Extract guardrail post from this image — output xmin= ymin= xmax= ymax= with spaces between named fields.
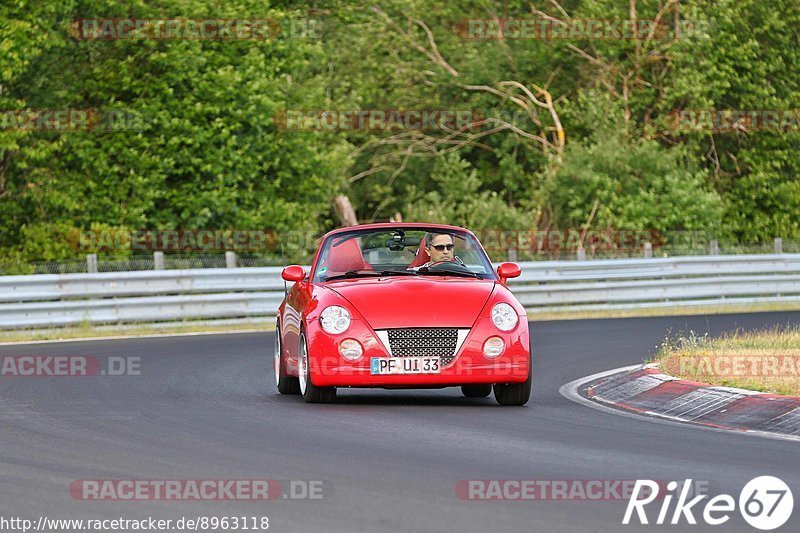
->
xmin=775 ymin=238 xmax=783 ymax=254
xmin=86 ymin=254 xmax=98 ymax=273
xmin=576 ymin=247 xmax=586 ymax=261
xmin=643 ymin=242 xmax=653 ymax=258
xmin=225 ymin=251 xmax=237 ymax=268
xmin=153 ymin=251 xmax=164 ymax=270
xmin=710 ymin=240 xmax=719 ymax=255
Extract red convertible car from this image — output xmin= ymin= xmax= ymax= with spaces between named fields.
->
xmin=274 ymin=223 xmax=531 ymax=405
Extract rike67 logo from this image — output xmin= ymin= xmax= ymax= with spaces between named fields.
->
xmin=623 ymin=477 xmax=793 ymax=530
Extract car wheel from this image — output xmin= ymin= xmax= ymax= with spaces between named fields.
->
xmin=298 ymin=332 xmax=336 ymax=403
xmin=275 ymin=328 xmax=300 ymax=394
xmin=493 ymin=362 xmax=532 ymax=406
xmin=461 ymin=384 xmax=492 ymax=398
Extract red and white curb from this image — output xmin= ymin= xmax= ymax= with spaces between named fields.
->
xmin=560 ymin=364 xmax=800 ymax=442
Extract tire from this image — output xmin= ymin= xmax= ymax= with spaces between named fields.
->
xmin=493 ymin=360 xmax=532 ymax=406
xmin=461 ymin=384 xmax=493 ymax=398
xmin=298 ymin=332 xmax=336 ymax=403
xmin=275 ymin=327 xmax=300 ymax=394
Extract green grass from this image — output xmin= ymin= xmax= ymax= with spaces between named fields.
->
xmin=653 ymin=326 xmax=800 ymax=396
xmin=0 ymin=320 xmax=274 ymax=344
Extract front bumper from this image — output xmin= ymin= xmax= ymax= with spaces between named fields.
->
xmin=305 ymin=320 xmax=530 ymax=388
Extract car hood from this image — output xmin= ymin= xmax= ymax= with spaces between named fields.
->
xmin=324 ymin=276 xmax=496 ymax=329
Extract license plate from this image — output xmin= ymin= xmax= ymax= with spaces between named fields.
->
xmin=370 ymin=357 xmax=441 ymax=375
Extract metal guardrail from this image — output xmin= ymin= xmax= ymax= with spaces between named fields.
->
xmin=0 ymin=269 xmax=285 ymax=303
xmin=1 ymin=254 xmax=799 ymax=329
xmin=12 ymin=238 xmax=800 ymax=276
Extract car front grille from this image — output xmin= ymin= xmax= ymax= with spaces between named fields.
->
xmin=386 ymin=328 xmax=460 ymax=365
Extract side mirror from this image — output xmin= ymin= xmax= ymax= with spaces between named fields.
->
xmin=497 ymin=262 xmax=521 ymax=285
xmin=281 ymin=265 xmax=306 ymax=282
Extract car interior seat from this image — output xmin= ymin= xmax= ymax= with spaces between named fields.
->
xmin=407 ymin=237 xmax=430 ymax=268
xmin=324 ymin=238 xmax=373 ymax=273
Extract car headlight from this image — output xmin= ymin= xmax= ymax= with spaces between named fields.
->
xmin=338 ymin=339 xmax=363 ymax=361
xmin=491 ymin=302 xmax=518 ymax=331
xmin=320 ymin=305 xmax=351 ymax=334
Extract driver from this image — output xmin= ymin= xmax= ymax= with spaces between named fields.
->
xmin=421 ymin=232 xmax=456 ymax=266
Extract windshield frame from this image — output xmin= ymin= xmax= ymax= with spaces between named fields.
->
xmin=311 ymin=225 xmax=497 ymax=283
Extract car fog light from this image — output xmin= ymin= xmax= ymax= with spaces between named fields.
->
xmin=483 ymin=337 xmax=505 ymax=359
xmin=339 ymin=339 xmax=363 ymax=361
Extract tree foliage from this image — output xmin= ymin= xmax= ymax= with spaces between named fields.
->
xmin=0 ymin=0 xmax=797 ymax=269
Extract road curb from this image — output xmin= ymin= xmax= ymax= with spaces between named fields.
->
xmin=586 ymin=364 xmax=800 ymax=439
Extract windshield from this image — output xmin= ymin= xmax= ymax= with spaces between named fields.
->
xmin=313 ymin=228 xmax=496 ymax=282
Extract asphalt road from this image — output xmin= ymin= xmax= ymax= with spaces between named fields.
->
xmin=1 ymin=312 xmax=799 ymax=533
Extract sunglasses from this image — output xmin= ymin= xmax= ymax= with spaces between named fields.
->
xmin=430 ymin=244 xmax=455 ymax=251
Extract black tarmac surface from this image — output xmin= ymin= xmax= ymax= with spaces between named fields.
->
xmin=2 ymin=311 xmax=799 ymax=532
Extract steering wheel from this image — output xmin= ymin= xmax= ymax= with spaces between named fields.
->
xmin=426 ymin=257 xmax=470 ymax=271
xmin=429 ymin=256 xmax=465 ymax=266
